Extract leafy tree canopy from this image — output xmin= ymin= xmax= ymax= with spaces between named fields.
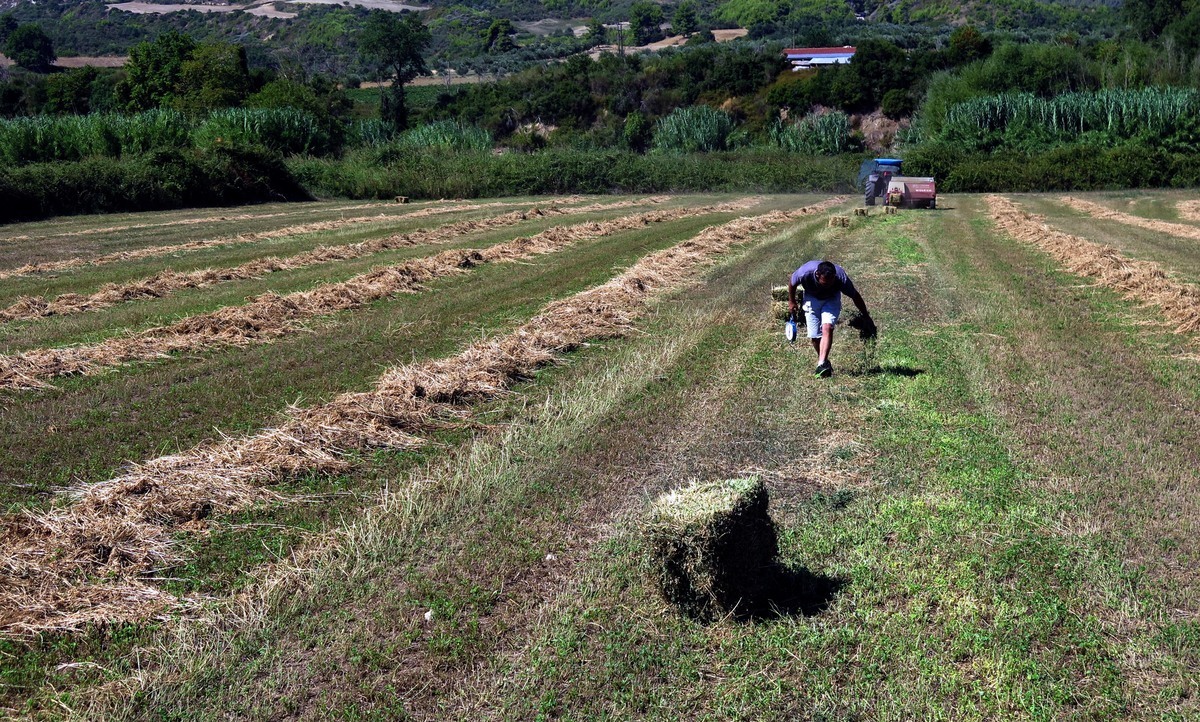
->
xmin=629 ymin=0 xmax=665 ymax=45
xmin=359 ymin=10 xmax=431 ymax=131
xmin=4 ymin=23 xmax=56 ymax=72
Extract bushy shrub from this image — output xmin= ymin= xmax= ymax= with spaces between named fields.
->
xmin=0 ymin=146 xmax=306 ymax=223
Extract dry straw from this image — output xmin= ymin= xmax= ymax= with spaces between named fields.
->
xmin=0 ymin=196 xmax=843 ymax=635
xmin=1177 ymin=200 xmax=1200 ymax=223
xmin=0 ymin=200 xmax=418 ymax=246
xmin=644 ymin=477 xmax=778 ymax=620
xmin=1059 ymin=196 xmax=1200 ymax=241
xmin=0 ymin=196 xmax=599 ymax=280
xmin=0 ymin=197 xmax=667 ymax=324
xmin=0 ymin=198 xmax=713 ymax=391
xmin=988 ymin=195 xmax=1200 ymax=335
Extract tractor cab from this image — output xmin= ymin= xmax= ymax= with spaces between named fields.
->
xmin=858 ymin=158 xmax=903 ymax=206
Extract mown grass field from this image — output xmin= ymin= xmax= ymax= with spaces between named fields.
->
xmin=1 ymin=192 xmax=1199 ymax=720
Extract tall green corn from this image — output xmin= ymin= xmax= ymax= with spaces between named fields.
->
xmin=770 ymin=112 xmax=853 ymax=155
xmin=652 ymin=106 xmax=735 ymax=153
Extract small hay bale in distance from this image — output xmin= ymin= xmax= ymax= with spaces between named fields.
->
xmin=853 ymin=208 xmax=869 ymax=216
xmin=645 ymin=477 xmax=778 ymax=620
xmin=828 ymin=216 xmax=850 ymax=228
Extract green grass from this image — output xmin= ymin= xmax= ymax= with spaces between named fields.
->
xmin=5 ymin=193 xmax=1200 ymax=720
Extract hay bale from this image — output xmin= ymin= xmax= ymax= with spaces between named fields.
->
xmin=883 ymin=206 xmax=898 ymax=215
xmin=828 ymin=216 xmax=850 ymax=228
xmin=395 ymin=196 xmax=409 ymax=204
xmin=770 ymin=300 xmax=791 ymax=321
xmin=645 ymin=477 xmax=778 ymax=620
xmin=770 ymin=285 xmax=789 ymax=302
xmin=853 ymin=208 xmax=869 ymax=216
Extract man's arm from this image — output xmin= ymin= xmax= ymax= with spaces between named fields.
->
xmin=845 ymin=288 xmax=869 ymax=317
xmin=787 ymin=281 xmax=798 ymax=314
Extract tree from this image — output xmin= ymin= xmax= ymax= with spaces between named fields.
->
xmin=174 ymin=42 xmax=251 ymax=112
xmin=0 ymin=14 xmax=18 ymax=47
xmin=629 ymin=1 xmax=665 ymax=46
xmin=4 ymin=24 xmax=55 ymax=73
xmin=359 ymin=10 xmax=431 ymax=132
xmin=119 ymin=30 xmax=196 ymax=111
xmin=483 ymin=18 xmax=517 ymax=54
xmin=1123 ymin=0 xmax=1185 ymax=38
xmin=946 ymin=25 xmax=992 ymax=66
xmin=44 ymin=66 xmax=98 ymax=114
xmin=585 ymin=18 xmax=606 ymax=44
xmin=672 ymin=0 xmax=700 ymax=36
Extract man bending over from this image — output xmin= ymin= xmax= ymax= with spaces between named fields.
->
xmin=788 ymin=260 xmax=873 ymax=378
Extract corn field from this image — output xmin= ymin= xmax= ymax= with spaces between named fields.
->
xmin=652 ymin=106 xmax=735 ymax=153
xmin=195 ymin=108 xmax=334 ymax=156
xmin=770 ymin=112 xmax=853 ymax=155
xmin=0 ymin=108 xmax=335 ymax=165
xmin=0 ymin=110 xmax=191 ymax=165
xmin=394 ymin=120 xmax=493 ymax=152
xmin=943 ymin=87 xmax=1200 ymax=139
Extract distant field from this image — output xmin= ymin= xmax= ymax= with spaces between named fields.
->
xmin=2 ymin=192 xmax=1199 ymax=719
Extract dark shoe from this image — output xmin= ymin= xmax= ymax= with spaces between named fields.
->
xmin=815 ymin=360 xmax=833 ymax=378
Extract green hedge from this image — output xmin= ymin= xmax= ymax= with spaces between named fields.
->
xmin=288 ymin=149 xmax=860 ymax=199
xmin=904 ymin=144 xmax=1200 ymax=192
xmin=0 ymin=146 xmax=308 ymax=223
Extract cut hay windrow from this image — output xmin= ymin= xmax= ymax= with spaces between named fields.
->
xmin=0 ymin=198 xmax=745 ymax=391
xmin=988 ymin=195 xmax=1200 ymax=336
xmin=1059 ymin=196 xmax=1200 ymax=241
xmin=0 ymin=197 xmax=668 ymax=324
xmin=0 ymin=195 xmax=842 ymax=635
xmin=0 ymin=197 xmax=584 ymax=246
xmin=0 ymin=196 xmax=608 ymax=280
xmin=1177 ymin=200 xmax=1200 ymax=223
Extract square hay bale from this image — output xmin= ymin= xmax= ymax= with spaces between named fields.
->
xmin=828 ymin=216 xmax=850 ymax=228
xmin=771 ymin=285 xmax=789 ymax=302
xmin=645 ymin=477 xmax=778 ymax=620
xmin=883 ymin=206 xmax=898 ymax=215
xmin=771 ymin=301 xmax=790 ymax=321
xmin=853 ymin=208 xmax=869 ymax=216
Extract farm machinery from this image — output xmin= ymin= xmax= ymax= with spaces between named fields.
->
xmin=858 ymin=158 xmax=937 ymax=209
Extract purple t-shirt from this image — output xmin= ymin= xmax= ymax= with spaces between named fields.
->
xmin=790 ymin=261 xmax=858 ymax=300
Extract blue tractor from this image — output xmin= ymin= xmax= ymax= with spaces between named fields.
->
xmin=858 ymin=158 xmax=903 ymax=206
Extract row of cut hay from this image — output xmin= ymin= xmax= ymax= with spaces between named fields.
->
xmin=0 ymin=199 xmax=752 ymax=391
xmin=0 ymin=199 xmax=441 ymax=245
xmin=0 ymin=197 xmax=667 ymax=324
xmin=1176 ymin=200 xmax=1200 ymax=223
xmin=0 ymin=195 xmax=605 ymax=280
xmin=1058 ymin=196 xmax=1200 ymax=242
xmin=0 ymin=196 xmax=844 ymax=635
xmin=987 ymin=196 xmax=1200 ymax=335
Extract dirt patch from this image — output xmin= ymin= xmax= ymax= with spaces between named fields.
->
xmin=0 ymin=197 xmax=841 ymax=635
xmin=0 ymin=196 xmax=663 ymax=324
xmin=0 ymin=198 xmax=750 ymax=390
xmin=988 ymin=195 xmax=1200 ymax=336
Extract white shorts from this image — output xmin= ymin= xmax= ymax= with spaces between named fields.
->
xmin=803 ymin=295 xmax=842 ymax=338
